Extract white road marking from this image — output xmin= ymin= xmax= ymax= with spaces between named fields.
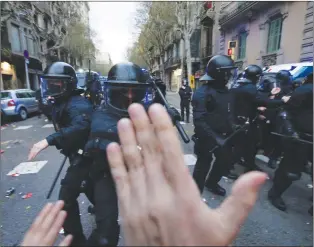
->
xmin=7 ymin=161 xmax=48 ymax=175
xmin=1 ymin=127 xmax=7 ymax=130
xmin=184 ymin=154 xmax=197 ymax=166
xmin=42 ymin=124 xmax=54 ymax=128
xmin=14 ymin=125 xmax=33 ymax=130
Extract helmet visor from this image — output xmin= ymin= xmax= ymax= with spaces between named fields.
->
xmin=106 ymin=82 xmax=155 ymax=114
xmin=40 ymin=77 xmax=68 ymax=98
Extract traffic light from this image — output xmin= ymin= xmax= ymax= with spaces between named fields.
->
xmin=227 ymin=41 xmax=236 ymax=60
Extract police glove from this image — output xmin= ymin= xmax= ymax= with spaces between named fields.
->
xmin=232 ymin=124 xmax=242 ymax=132
xmin=167 ymin=106 xmax=181 ymax=124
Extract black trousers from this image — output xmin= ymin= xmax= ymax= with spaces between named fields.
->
xmin=272 ymin=140 xmax=308 ymax=196
xmin=59 ymin=156 xmax=94 ymax=246
xmin=180 ymin=101 xmax=190 ymax=122
xmin=59 ymin=156 xmax=120 ymax=246
xmin=193 ymin=141 xmax=233 ymax=194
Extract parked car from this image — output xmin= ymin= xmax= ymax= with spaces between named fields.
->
xmin=263 ymin=62 xmax=313 ymax=80
xmin=1 ymin=89 xmax=39 ymax=120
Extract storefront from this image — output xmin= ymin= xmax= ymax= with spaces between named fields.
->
xmin=1 ymin=61 xmax=18 ymax=90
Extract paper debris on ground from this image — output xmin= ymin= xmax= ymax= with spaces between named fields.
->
xmin=14 ymin=125 xmax=32 ymax=130
xmin=42 ymin=124 xmax=54 ymax=128
xmin=22 ymin=193 xmax=32 ymax=199
xmin=307 ymin=184 xmax=313 ymax=189
xmin=7 ymin=161 xmax=48 ymax=175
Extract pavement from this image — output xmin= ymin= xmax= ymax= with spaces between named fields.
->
xmin=0 ymin=92 xmax=313 ymax=246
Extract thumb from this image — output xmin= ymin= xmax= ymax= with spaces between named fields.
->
xmin=216 ymin=171 xmax=267 ymax=237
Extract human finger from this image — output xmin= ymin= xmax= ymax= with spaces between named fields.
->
xmin=41 ymin=201 xmax=65 ymax=233
xmin=28 ymin=203 xmax=53 ymax=231
xmin=216 ymin=172 xmax=267 ymax=240
xmin=128 ymin=104 xmax=165 ymax=184
xmin=117 ymin=118 xmax=143 ymax=170
xmin=59 ymin=235 xmax=73 ymax=246
xmin=44 ymin=210 xmax=67 ymax=245
xmin=107 ymin=142 xmax=130 ymax=212
xmin=148 ymin=104 xmax=188 ymax=188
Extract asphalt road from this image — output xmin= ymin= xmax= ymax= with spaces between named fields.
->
xmin=1 ymin=93 xmax=313 ymax=246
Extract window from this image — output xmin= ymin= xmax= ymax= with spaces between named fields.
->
xmin=267 ymin=17 xmax=282 ymax=53
xmin=16 ymin=92 xmax=28 ymax=98
xmin=176 ymin=43 xmax=180 ymax=58
xmin=238 ymin=32 xmax=247 ymax=59
xmin=11 ymin=25 xmax=21 ymax=52
xmin=27 ymin=37 xmax=34 ymax=55
xmin=0 ymin=92 xmax=12 ymax=99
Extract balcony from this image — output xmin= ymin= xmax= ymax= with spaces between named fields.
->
xmin=219 ymin=1 xmax=272 ymax=28
xmin=164 ymin=56 xmax=181 ymax=70
xmin=200 ymin=46 xmax=213 ymax=59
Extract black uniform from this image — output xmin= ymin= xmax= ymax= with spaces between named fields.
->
xmin=41 ymin=62 xmax=94 ymax=246
xmin=48 ymin=94 xmax=94 ymax=246
xmin=179 ymin=81 xmax=192 ymax=122
xmin=268 ymin=73 xmax=313 ymax=211
xmin=154 ymin=78 xmax=167 ymax=105
xmin=192 ymin=55 xmax=237 ymax=196
xmin=84 ymin=108 xmax=120 ymax=246
xmin=230 ymin=65 xmax=283 ymax=171
xmin=264 ymin=71 xmax=293 ymax=168
xmin=35 ymin=89 xmax=43 ymax=118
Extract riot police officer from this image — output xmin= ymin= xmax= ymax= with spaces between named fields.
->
xmin=86 ymin=71 xmax=102 ymax=107
xmin=84 ymin=62 xmax=181 ymax=246
xmin=192 ymin=55 xmax=237 ymax=196
xmin=28 ymin=62 xmax=94 ymax=246
xmin=154 ymin=77 xmax=167 ymax=104
xmin=179 ymin=79 xmax=192 ymax=123
xmin=265 ymin=70 xmax=293 ymax=168
xmin=268 ymin=72 xmax=313 ymax=211
xmin=230 ymin=65 xmax=285 ymax=172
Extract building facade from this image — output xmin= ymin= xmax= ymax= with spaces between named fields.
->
xmin=1 ymin=1 xmax=92 ymax=90
xmin=218 ymin=1 xmax=313 ymax=71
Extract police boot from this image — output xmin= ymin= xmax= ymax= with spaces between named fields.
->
xmin=268 ymin=179 xmax=292 ymax=211
xmin=227 ymin=171 xmax=238 ymax=180
xmin=205 ymin=183 xmax=226 ymax=196
xmin=268 ymin=158 xmax=277 ymax=169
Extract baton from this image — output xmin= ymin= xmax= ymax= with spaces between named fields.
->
xmin=151 ymin=81 xmax=190 ymax=143
xmin=209 ymin=121 xmax=250 ymax=153
xmin=46 ymin=156 xmax=67 ymax=199
xmin=271 ymin=132 xmax=313 ymax=145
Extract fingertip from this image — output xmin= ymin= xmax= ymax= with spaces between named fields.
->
xmin=106 ymin=142 xmax=121 ymax=154
xmin=232 ymin=171 xmax=267 ymax=195
xmin=148 ymin=103 xmax=166 ymax=116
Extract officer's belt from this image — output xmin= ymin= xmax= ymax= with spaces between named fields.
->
xmin=89 ymin=131 xmax=119 ymax=142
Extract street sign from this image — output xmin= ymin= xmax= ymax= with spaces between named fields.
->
xmin=189 ymin=75 xmax=195 ymax=89
xmin=23 ymin=50 xmax=29 ymax=59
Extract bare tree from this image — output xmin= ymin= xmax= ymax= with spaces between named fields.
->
xmin=175 ymin=2 xmax=203 ymax=83
xmin=133 ymin=2 xmax=176 ymax=80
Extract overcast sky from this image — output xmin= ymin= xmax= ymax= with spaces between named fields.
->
xmin=89 ymin=2 xmax=138 ymax=64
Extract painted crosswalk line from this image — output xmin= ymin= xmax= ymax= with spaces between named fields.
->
xmin=14 ymin=125 xmax=33 ymax=130
xmin=7 ymin=161 xmax=48 ymax=175
xmin=184 ymin=154 xmax=197 ymax=166
xmin=42 ymin=124 xmax=54 ymax=128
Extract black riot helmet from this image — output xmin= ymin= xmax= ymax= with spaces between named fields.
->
xmin=276 ymin=70 xmax=292 ymax=87
xmin=243 ymin=65 xmax=263 ymax=84
xmin=200 ymin=55 xmax=236 ymax=86
xmin=41 ymin=62 xmax=78 ymax=101
xmin=106 ymin=62 xmax=155 ymax=116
